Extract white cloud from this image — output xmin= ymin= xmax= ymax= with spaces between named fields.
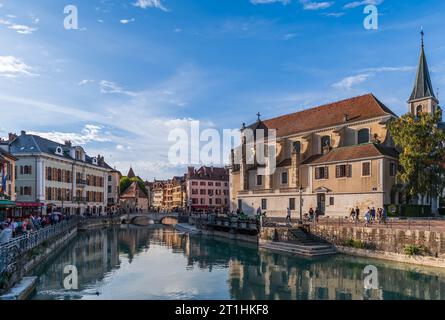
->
xmin=133 ymin=0 xmax=168 ymax=12
xmin=282 ymin=33 xmax=297 ymax=40
xmin=78 ymin=79 xmax=95 ymax=86
xmin=299 ymin=0 xmax=334 ymax=10
xmin=0 ymin=56 xmax=37 ymax=77
xmin=344 ymin=0 xmax=383 ymax=9
xmin=324 ymin=12 xmax=345 ymax=17
xmin=332 ymin=73 xmax=371 ymax=90
xmin=8 ymin=24 xmax=37 ymax=34
xmin=332 ymin=65 xmax=415 ymax=89
xmin=28 ymin=125 xmax=110 ymax=146
xmin=120 ymin=18 xmax=135 ymax=24
xmin=99 ymin=80 xmax=138 ymax=96
xmin=250 ymin=0 xmax=290 ymax=4
xmin=0 ymin=15 xmax=38 ymax=34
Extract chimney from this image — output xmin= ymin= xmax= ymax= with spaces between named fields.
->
xmin=65 ymin=140 xmax=72 ymax=147
xmin=8 ymin=133 xmax=18 ymax=142
xmin=21 ymin=130 xmax=26 ymax=136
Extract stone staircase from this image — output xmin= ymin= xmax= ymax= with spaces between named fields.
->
xmin=260 ymin=227 xmax=337 ymax=257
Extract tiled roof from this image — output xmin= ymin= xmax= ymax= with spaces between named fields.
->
xmin=187 ymin=166 xmax=229 ymax=181
xmin=0 ymin=148 xmax=18 ymax=161
xmin=120 ymin=181 xmax=148 ymax=199
xmin=302 ymin=143 xmax=399 ymax=165
xmin=9 ymin=133 xmax=111 ymax=169
xmin=246 ymin=94 xmax=396 ymax=138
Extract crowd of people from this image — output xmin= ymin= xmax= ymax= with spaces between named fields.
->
xmin=0 ymin=213 xmax=67 ymax=245
xmin=350 ymin=206 xmax=387 ymax=225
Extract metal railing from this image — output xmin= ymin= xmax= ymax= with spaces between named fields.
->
xmin=0 ymin=218 xmax=78 ymax=278
xmin=314 ymin=216 xmax=441 ymax=231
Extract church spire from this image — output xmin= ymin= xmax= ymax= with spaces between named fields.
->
xmin=128 ymin=167 xmax=136 ymax=179
xmin=409 ymin=29 xmax=437 ymax=103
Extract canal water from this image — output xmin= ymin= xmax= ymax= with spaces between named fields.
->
xmin=30 ymin=225 xmax=445 ymax=300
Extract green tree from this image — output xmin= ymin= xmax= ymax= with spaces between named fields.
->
xmin=389 ymin=110 xmax=445 ymax=199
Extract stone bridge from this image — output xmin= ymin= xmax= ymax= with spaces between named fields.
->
xmin=120 ymin=212 xmax=180 ymax=225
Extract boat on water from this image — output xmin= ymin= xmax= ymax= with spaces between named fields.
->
xmin=175 ymin=223 xmax=202 ymax=235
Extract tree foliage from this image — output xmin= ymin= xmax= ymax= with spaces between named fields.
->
xmin=389 ymin=110 xmax=445 ymax=198
xmin=120 ymin=176 xmax=148 ymax=195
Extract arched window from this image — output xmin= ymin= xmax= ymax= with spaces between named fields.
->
xmin=358 ymin=129 xmax=370 ymax=144
xmin=416 ymin=105 xmax=423 ymax=117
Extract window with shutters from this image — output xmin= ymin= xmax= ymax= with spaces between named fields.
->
xmin=261 ymin=199 xmax=267 ymax=210
xmin=336 ymin=164 xmax=352 ymax=178
xmin=281 ymin=171 xmax=288 ymax=184
xmin=257 ymin=175 xmax=263 ymax=186
xmin=315 ymin=166 xmax=329 ymax=180
xmin=362 ymin=161 xmax=371 ymax=177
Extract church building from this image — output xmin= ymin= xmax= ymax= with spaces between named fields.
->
xmin=229 ymin=34 xmax=441 ymax=218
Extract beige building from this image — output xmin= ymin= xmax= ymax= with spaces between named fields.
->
xmin=230 ymin=38 xmax=442 ymax=218
xmin=230 ymin=94 xmax=399 ymax=218
xmin=106 ymin=167 xmax=121 ymax=214
xmin=8 ymin=131 xmax=113 ymax=215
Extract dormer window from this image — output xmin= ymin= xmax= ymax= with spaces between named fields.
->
xmin=92 ymin=157 xmax=98 ymax=165
xmin=358 ymin=129 xmax=370 ymax=144
xmin=55 ymin=147 xmax=64 ymax=156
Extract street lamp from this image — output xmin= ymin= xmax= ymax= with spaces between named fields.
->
xmin=299 ymin=186 xmax=304 ymax=224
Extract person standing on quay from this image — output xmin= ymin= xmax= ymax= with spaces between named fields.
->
xmin=355 ymin=206 xmax=360 ymax=222
xmin=286 ymin=207 xmax=292 ymax=224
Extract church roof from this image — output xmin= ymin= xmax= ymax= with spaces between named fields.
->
xmin=245 ymin=94 xmax=396 ymax=138
xmin=409 ymin=36 xmax=437 ymax=102
xmin=301 ymin=143 xmax=399 ymax=165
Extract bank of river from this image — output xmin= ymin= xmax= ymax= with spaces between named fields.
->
xmin=30 ymin=225 xmax=445 ymax=300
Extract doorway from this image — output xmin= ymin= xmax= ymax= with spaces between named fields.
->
xmin=317 ymin=194 xmax=326 ymax=215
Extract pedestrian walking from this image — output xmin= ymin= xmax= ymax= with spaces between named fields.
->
xmin=350 ymin=208 xmax=356 ymax=222
xmin=355 ymin=206 xmax=360 ymax=222
xmin=286 ymin=207 xmax=292 ymax=223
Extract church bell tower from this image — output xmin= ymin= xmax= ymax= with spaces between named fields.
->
xmin=408 ymin=30 xmax=441 ymax=118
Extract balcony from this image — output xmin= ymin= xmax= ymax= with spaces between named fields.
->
xmin=74 ymin=197 xmax=88 ymax=203
xmin=76 ymin=179 xmax=88 ymax=187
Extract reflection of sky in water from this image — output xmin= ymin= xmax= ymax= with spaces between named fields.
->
xmin=31 ymin=226 xmax=445 ymax=300
xmin=82 ymin=245 xmax=230 ymax=300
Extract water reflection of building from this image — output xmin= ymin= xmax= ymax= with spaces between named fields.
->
xmin=35 ymin=228 xmax=120 ymax=297
xmin=227 ymin=250 xmax=445 ymax=300
xmin=34 ymin=226 xmax=445 ymax=300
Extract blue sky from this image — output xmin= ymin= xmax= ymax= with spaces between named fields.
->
xmin=1 ymin=0 xmax=444 ymax=180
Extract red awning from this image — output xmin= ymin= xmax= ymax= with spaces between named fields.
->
xmin=16 ymin=202 xmax=44 ymax=208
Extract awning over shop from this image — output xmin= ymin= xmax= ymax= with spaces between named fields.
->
xmin=0 ymin=199 xmax=16 ymax=208
xmin=16 ymin=202 xmax=44 ymax=208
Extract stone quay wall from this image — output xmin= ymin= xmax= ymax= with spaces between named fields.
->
xmin=310 ymin=224 xmax=445 ymax=268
